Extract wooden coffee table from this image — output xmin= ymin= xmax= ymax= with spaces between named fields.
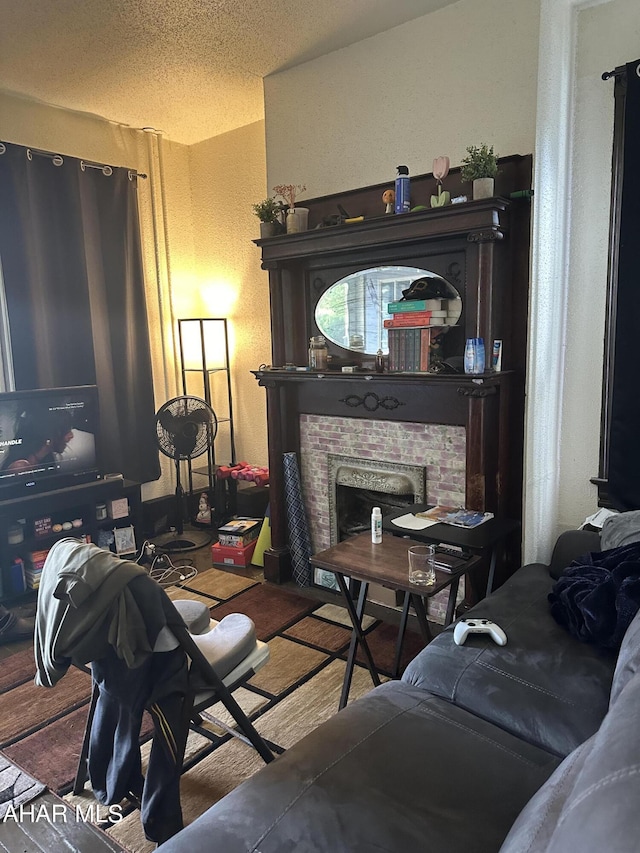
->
xmin=310 ymin=532 xmax=481 ymax=709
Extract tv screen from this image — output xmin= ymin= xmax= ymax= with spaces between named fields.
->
xmin=0 ymin=386 xmax=101 ymax=499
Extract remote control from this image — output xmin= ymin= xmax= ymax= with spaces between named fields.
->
xmin=436 ymin=545 xmax=471 ymax=560
xmin=453 ymin=619 xmax=507 ymax=646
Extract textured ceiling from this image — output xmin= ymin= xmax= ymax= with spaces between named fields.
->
xmin=0 ymin=0 xmax=458 ymax=144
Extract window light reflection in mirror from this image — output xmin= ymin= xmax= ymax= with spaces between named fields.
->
xmin=315 ymin=266 xmax=462 ymax=355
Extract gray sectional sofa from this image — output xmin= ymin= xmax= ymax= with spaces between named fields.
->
xmin=157 ymin=528 xmax=640 ymax=853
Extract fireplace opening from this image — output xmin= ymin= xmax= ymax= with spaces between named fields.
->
xmin=336 ymin=487 xmax=415 ymax=540
xmin=327 ymin=454 xmax=426 ymax=546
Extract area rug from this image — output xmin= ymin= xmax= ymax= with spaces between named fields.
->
xmin=0 ymin=569 xmax=426 ymax=853
xmin=0 ymin=755 xmax=45 ymax=819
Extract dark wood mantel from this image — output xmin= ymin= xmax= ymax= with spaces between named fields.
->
xmin=253 ymin=163 xmax=531 ymax=584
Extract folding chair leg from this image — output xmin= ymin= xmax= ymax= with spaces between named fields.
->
xmin=216 ymin=687 xmax=275 ymax=764
xmin=74 ymin=680 xmax=99 ymax=794
xmin=171 ymin=621 xmax=275 ymax=765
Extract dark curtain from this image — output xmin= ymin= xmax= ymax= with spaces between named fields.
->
xmin=608 ymin=60 xmax=640 ymax=509
xmin=0 ymin=142 xmax=160 ymax=484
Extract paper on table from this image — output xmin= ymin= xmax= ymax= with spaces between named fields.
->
xmin=391 ymin=513 xmax=439 ymax=530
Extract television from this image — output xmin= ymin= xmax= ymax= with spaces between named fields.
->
xmin=0 ymin=385 xmax=101 ymax=500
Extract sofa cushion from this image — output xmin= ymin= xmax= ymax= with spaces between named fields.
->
xmin=601 ymin=509 xmax=640 ymax=550
xmin=609 ymin=605 xmax=640 ymax=705
xmin=156 ymin=680 xmax=559 ymax=853
xmin=548 ymin=529 xmax=601 ymax=580
xmin=403 ymin=564 xmax=617 ymax=757
xmin=499 ymin=665 xmax=640 ymax=853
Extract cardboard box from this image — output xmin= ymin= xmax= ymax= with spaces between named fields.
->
xmin=217 ymin=517 xmax=262 ymax=547
xmin=211 ymin=539 xmax=257 ymax=567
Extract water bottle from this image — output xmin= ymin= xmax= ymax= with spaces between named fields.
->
xmin=464 ymin=338 xmax=486 ymax=374
xmin=475 ymin=338 xmax=485 ymax=373
xmin=394 ymin=166 xmax=410 ymax=214
xmin=371 ymin=506 xmax=382 ymax=544
xmin=464 ymin=338 xmax=476 ymax=374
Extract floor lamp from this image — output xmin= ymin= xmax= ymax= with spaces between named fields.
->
xmin=178 ymin=317 xmax=237 ymax=522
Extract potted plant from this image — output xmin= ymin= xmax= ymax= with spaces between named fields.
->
xmin=273 ymin=184 xmax=308 ymax=233
xmin=460 ymin=143 xmax=498 ymax=200
xmin=252 ymin=197 xmax=284 ymax=238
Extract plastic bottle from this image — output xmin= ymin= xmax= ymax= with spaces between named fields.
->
xmin=371 ymin=506 xmax=383 ymax=544
xmin=394 ymin=165 xmax=410 ymax=214
xmin=464 ymin=338 xmax=476 ymax=374
xmin=475 ymin=338 xmax=486 ymax=374
xmin=464 ymin=338 xmax=486 ymax=374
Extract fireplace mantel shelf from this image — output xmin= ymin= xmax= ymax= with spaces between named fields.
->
xmin=254 ymin=198 xmax=510 ymax=266
xmin=252 ymin=368 xmax=509 ymax=386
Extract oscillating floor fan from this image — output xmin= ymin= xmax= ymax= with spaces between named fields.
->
xmin=154 ymin=395 xmax=218 ymax=552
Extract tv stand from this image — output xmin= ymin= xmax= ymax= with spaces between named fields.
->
xmin=0 ymin=477 xmax=141 ymax=602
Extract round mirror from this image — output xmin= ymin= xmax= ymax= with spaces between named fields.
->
xmin=315 ymin=265 xmax=462 ymax=355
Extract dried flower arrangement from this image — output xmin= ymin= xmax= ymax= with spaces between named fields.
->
xmin=272 ymin=184 xmax=307 ymax=210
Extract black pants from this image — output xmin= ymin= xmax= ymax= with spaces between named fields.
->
xmin=89 ymin=646 xmax=189 ymax=844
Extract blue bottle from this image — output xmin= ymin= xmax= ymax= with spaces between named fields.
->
xmin=394 ymin=165 xmax=410 ymax=214
xmin=475 ymin=338 xmax=486 ymax=373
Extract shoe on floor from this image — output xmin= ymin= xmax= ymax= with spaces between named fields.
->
xmin=0 ymin=606 xmax=35 ymax=644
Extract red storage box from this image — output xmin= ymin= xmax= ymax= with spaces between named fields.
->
xmin=211 ymin=539 xmax=258 ymax=567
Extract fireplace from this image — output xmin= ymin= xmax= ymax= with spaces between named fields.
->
xmin=298 ymin=419 xmax=466 ymax=621
xmin=299 ymin=415 xmax=465 ymax=554
xmin=328 ymin=454 xmax=425 ymax=545
xmin=253 ymin=181 xmax=530 ymax=591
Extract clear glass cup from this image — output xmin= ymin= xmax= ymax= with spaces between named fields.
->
xmin=408 ymin=544 xmax=436 ymax=586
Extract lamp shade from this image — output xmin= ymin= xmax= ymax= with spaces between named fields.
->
xmin=179 ymin=319 xmax=228 ymax=371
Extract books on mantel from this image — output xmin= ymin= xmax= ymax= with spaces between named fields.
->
xmin=387 ymin=299 xmax=445 ymax=313
xmin=387 ymin=327 xmax=434 ymax=372
xmin=415 ymin=506 xmax=494 ymax=528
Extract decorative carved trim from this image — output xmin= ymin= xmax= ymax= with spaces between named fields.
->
xmin=339 ymin=392 xmax=406 ymax=411
xmin=467 ymin=229 xmax=504 ymax=243
xmin=457 ymin=385 xmax=497 ymax=398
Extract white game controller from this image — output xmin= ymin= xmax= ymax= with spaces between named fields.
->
xmin=453 ymin=618 xmax=507 ymax=646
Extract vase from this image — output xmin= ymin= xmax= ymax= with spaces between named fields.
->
xmin=472 ymin=177 xmax=495 ymax=200
xmin=260 ymin=221 xmax=277 ymax=238
xmin=286 ymin=207 xmax=309 ymax=234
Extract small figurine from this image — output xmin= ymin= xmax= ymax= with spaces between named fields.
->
xmin=382 ymin=188 xmax=395 ymax=214
xmin=196 ymin=492 xmax=211 ymax=524
xmin=431 ymin=156 xmax=451 ymax=208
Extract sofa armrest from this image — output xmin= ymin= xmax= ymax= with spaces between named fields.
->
xmin=548 ymin=529 xmax=601 ymax=580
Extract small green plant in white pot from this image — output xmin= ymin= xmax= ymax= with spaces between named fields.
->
xmin=460 ymin=144 xmax=498 ymax=200
xmin=252 ymin=197 xmax=284 ymax=237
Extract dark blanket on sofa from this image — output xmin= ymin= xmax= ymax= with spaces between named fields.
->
xmin=549 ymin=542 xmax=640 ymax=649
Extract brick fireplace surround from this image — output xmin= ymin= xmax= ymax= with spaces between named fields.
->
xmin=299 ymin=414 xmax=466 ymax=554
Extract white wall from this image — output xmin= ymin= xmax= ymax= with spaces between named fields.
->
xmin=187 ymin=121 xmax=270 ymax=468
xmin=265 ymin=0 xmax=540 ymax=197
xmin=557 ymin=0 xmax=640 ymax=530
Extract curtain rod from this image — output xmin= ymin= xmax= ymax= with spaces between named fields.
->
xmin=602 ymin=64 xmax=626 ymax=81
xmin=0 ymin=141 xmax=147 ymax=179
